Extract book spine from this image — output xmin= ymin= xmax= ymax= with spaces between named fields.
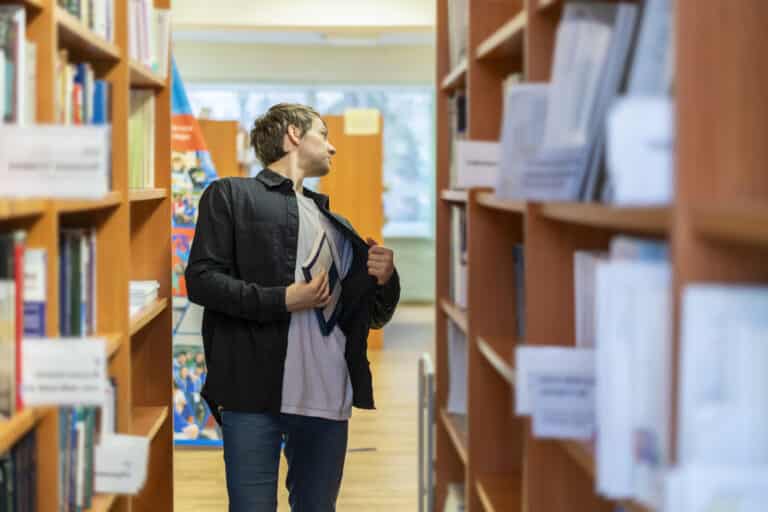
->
xmin=23 ymin=249 xmax=46 ymax=338
xmin=12 ymin=231 xmax=24 ymax=413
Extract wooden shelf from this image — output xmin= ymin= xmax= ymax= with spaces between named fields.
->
xmin=131 ymin=406 xmax=168 ymax=441
xmin=560 ymin=440 xmax=595 ymax=476
xmin=129 ymin=297 xmax=169 ymax=336
xmin=440 ymin=298 xmax=468 ymax=333
xmin=440 ymin=409 xmax=468 ymax=465
xmin=0 ymin=199 xmax=47 ymax=221
xmin=85 ymin=493 xmax=117 ymax=512
xmin=538 ymin=0 xmax=560 ymax=10
xmin=129 ymin=60 xmax=166 ymax=89
xmin=56 ymin=191 xmax=123 ymax=214
xmin=476 ymin=473 xmax=522 ymax=512
xmin=476 ymin=192 xmax=525 ymax=213
xmin=129 ymin=188 xmax=168 ymax=203
xmin=104 ymin=332 xmax=122 ymax=359
xmin=539 ymin=202 xmax=670 ymax=235
xmin=476 ymin=11 xmax=527 ymax=61
xmin=691 ymin=203 xmax=768 ymax=247
xmin=441 ymin=59 xmax=468 ymax=92
xmin=477 ymin=336 xmax=516 ymax=384
xmin=16 ymin=0 xmax=45 ymax=10
xmin=56 ymin=7 xmax=120 ymax=63
xmin=441 ymin=189 xmax=469 ymax=204
xmin=0 ymin=408 xmax=41 ymax=453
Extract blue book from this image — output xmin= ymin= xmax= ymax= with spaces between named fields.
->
xmin=92 ymin=80 xmax=109 ymax=124
xmin=22 ymin=249 xmax=46 ymax=337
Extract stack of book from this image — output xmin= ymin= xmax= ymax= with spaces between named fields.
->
xmin=0 ymin=429 xmax=37 ymax=510
xmin=56 ymin=52 xmax=111 ymax=125
xmin=130 ymin=280 xmax=159 ymax=316
xmin=129 ymin=90 xmax=156 ymax=189
xmin=57 ymin=0 xmax=115 ymax=43
xmin=59 ymin=406 xmax=97 ymax=512
xmin=59 ymin=229 xmax=97 ymax=338
xmin=0 ymin=6 xmax=36 ymax=125
xmin=0 ymin=232 xmax=25 ymax=421
xmin=129 ymin=0 xmax=171 ymax=79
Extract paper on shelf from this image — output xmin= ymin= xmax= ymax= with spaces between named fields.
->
xmin=22 ymin=338 xmax=107 ymax=406
xmin=454 ymin=140 xmax=500 ymax=189
xmin=94 ymin=434 xmax=150 ymax=495
xmin=531 ymin=372 xmax=596 ymax=440
xmin=514 ymin=345 xmax=594 ymax=416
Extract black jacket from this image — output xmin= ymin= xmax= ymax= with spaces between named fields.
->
xmin=185 ymin=169 xmax=400 ymax=424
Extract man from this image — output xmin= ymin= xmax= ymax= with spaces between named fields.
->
xmin=185 ymin=103 xmax=400 ymax=511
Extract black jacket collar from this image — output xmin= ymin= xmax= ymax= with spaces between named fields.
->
xmin=256 ymin=168 xmax=330 ymax=210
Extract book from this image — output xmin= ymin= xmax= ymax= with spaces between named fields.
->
xmin=301 ymin=230 xmax=342 ymax=336
xmin=0 ymin=233 xmax=16 ymax=420
xmin=0 ymin=5 xmax=25 ymax=124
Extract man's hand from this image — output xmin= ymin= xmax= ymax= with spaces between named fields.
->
xmin=366 ymin=238 xmax=395 ymax=286
xmin=286 ymin=270 xmax=331 ymax=312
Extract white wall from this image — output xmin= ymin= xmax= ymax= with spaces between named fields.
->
xmin=171 ymin=0 xmax=435 ymax=30
xmin=172 ymin=41 xmax=436 ymax=85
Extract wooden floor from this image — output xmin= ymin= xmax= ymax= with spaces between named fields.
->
xmin=174 ymin=306 xmax=434 ymax=511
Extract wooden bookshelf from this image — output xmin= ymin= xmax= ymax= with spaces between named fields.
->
xmin=0 ymin=199 xmax=47 ymax=221
xmin=441 ymin=189 xmax=469 ymax=204
xmin=476 ymin=192 xmax=525 ymax=213
xmin=55 ymin=191 xmax=123 ymax=214
xmin=434 ymin=1 xmax=768 ymax=511
xmin=441 ymin=58 xmax=468 ymax=92
xmin=86 ymin=493 xmax=118 ymax=512
xmin=441 ymin=409 xmax=469 ymax=464
xmin=131 ymin=406 xmax=169 ymax=441
xmin=129 ymin=297 xmax=169 ymax=336
xmin=440 ymin=298 xmax=468 ymax=333
xmin=477 ymin=336 xmax=516 ymax=384
xmin=476 ymin=473 xmax=523 ymax=512
xmin=129 ymin=60 xmax=166 ymax=89
xmin=476 ymin=11 xmax=527 ymax=61
xmin=539 ymin=202 xmax=670 ymax=235
xmin=129 ymin=188 xmax=168 ymax=202
xmin=690 ymin=203 xmax=768 ymax=247
xmin=0 ymin=408 xmax=41 ymax=453
xmin=56 ymin=6 xmax=121 ymax=62
xmin=0 ymin=0 xmax=176 ymax=509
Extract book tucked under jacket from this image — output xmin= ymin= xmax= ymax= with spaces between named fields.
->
xmin=185 ymin=168 xmax=401 ymax=425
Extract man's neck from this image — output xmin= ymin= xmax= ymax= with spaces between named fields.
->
xmin=269 ymin=157 xmax=306 ymax=193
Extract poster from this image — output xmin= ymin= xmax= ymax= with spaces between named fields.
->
xmin=170 ymin=58 xmax=221 ymax=446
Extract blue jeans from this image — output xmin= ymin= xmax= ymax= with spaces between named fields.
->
xmin=221 ymin=411 xmax=349 ymax=512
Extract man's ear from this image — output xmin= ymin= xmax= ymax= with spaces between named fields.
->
xmin=286 ymin=124 xmax=302 ymax=146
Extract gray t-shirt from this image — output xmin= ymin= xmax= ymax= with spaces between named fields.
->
xmin=281 ymin=193 xmax=354 ymax=421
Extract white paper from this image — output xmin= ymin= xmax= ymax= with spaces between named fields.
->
xmin=446 ymin=321 xmax=467 ymax=415
xmin=664 ymin=467 xmax=768 ymax=512
xmin=22 ymin=338 xmax=107 ymax=406
xmin=531 ymin=373 xmax=595 ymax=440
xmin=94 ymin=434 xmax=150 ymax=495
xmin=514 ymin=346 xmax=594 ymax=416
xmin=678 ymin=285 xmax=768 ymax=467
xmin=574 ymin=250 xmax=608 ymax=348
xmin=607 ymin=97 xmax=673 ymax=205
xmin=454 ymin=140 xmax=499 ymax=189
xmin=0 ymin=125 xmax=111 ymax=199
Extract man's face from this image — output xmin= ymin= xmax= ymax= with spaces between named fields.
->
xmin=297 ymin=116 xmax=336 ymax=178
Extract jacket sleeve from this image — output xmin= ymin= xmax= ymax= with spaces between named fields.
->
xmin=185 ymin=180 xmax=287 ymax=323
xmin=369 ymin=267 xmax=400 ymax=330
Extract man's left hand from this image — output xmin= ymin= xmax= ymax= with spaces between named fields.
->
xmin=366 ymin=238 xmax=395 ymax=286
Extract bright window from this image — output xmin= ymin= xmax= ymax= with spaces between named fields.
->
xmin=187 ymin=84 xmax=435 ymax=239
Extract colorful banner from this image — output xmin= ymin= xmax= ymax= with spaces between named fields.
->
xmin=170 ymin=58 xmax=221 ymax=446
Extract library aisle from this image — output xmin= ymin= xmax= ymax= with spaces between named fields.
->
xmin=173 ymin=306 xmax=433 ymax=511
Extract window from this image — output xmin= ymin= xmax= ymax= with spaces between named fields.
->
xmin=187 ymin=84 xmax=435 ymax=239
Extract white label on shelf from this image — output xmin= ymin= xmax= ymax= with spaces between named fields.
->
xmin=95 ymin=434 xmax=150 ymax=495
xmin=455 ymin=140 xmax=500 ymax=189
xmin=531 ymin=373 xmax=596 ymax=440
xmin=515 ymin=345 xmax=594 ymax=415
xmin=22 ymin=338 xmax=107 ymax=406
xmin=0 ymin=125 xmax=111 ymax=199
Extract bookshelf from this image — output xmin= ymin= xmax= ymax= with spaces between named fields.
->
xmin=435 ymin=0 xmax=768 ymax=511
xmin=0 ymin=0 xmax=173 ymax=510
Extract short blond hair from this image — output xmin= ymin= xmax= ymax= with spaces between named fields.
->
xmin=250 ymin=103 xmax=320 ymax=166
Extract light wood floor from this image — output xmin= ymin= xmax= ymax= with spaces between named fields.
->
xmin=174 ymin=306 xmax=434 ymax=511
